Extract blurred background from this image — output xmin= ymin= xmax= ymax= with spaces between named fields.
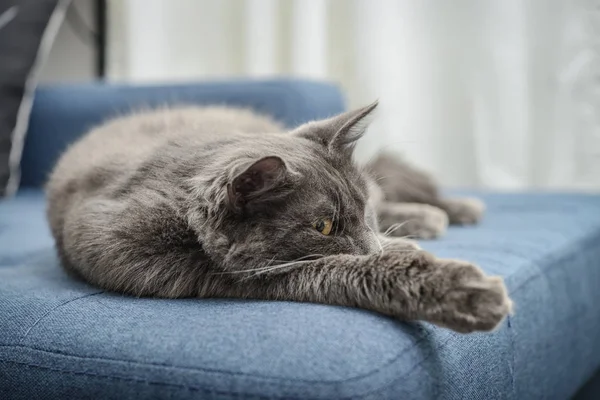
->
xmin=43 ymin=0 xmax=600 ymax=190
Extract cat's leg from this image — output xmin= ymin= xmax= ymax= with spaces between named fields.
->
xmin=368 ymin=153 xmax=485 ymax=225
xmin=438 ymin=197 xmax=485 ymax=225
xmin=367 ymin=175 xmax=448 ymax=239
xmin=62 ymin=196 xmax=210 ymax=297
xmin=377 ymin=202 xmax=449 ymax=239
xmin=214 ymin=244 xmax=512 ymax=333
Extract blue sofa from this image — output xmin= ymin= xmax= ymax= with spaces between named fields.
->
xmin=1 ymin=79 xmax=600 ymax=399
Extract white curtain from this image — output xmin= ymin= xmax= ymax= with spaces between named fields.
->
xmin=107 ymin=0 xmax=600 ymax=190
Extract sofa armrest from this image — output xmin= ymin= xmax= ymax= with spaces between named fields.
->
xmin=21 ymin=79 xmax=346 ymax=188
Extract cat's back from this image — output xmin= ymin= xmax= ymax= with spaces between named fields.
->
xmin=52 ymin=106 xmax=280 ymax=181
xmin=46 ymin=106 xmax=283 ymax=239
xmin=48 ymin=106 xmax=282 ymax=192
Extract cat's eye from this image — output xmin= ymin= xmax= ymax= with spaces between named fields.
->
xmin=313 ymin=218 xmax=334 ymax=235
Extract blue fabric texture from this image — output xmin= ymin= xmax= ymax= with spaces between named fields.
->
xmin=20 ymin=79 xmax=346 ymax=189
xmin=1 ymin=190 xmax=600 ymax=399
xmin=1 ymin=81 xmax=600 ymax=399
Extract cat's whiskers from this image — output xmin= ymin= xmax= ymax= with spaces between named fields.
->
xmin=267 ymin=253 xmax=324 ymax=264
xmin=239 ymin=254 xmax=325 ymax=281
xmin=374 ymin=175 xmax=393 ymax=183
xmin=213 ymin=254 xmax=324 ymax=278
xmin=240 ymin=260 xmax=312 ymax=281
xmin=383 ymin=221 xmax=409 ymax=236
xmin=381 ymin=235 xmax=419 ymax=248
xmin=367 ymin=225 xmax=384 ymax=255
xmin=380 ymin=232 xmax=420 ymax=252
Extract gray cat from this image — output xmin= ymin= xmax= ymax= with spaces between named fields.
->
xmin=46 ymin=103 xmax=512 ymax=333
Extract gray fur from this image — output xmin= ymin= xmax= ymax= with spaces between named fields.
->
xmin=47 ymin=104 xmax=512 ymax=333
xmin=377 ymin=202 xmax=449 ymax=239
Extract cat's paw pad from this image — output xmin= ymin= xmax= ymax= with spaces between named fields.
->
xmin=429 ymin=259 xmax=512 ymax=333
xmin=443 ymin=197 xmax=485 ymax=225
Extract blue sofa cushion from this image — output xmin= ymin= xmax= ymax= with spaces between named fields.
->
xmin=1 ymin=190 xmax=600 ymax=399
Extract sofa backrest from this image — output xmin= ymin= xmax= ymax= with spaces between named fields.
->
xmin=20 ymin=79 xmax=345 ymax=188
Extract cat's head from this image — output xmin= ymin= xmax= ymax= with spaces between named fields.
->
xmin=203 ymin=103 xmax=382 ymax=271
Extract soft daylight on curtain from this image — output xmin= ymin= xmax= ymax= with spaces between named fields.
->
xmin=107 ymin=0 xmax=600 ymax=190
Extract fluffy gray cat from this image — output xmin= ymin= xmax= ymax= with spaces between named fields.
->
xmin=46 ymin=103 xmax=512 ymax=333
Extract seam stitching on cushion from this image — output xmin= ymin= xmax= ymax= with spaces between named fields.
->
xmin=0 ymin=334 xmax=430 ymax=385
xmin=1 ymin=348 xmax=450 ymax=400
xmin=342 ymin=334 xmax=458 ymax=399
xmin=0 ymin=359 xmax=277 ymax=400
xmin=1 ymin=327 xmax=433 ymax=387
xmin=507 ymin=316 xmax=517 ymax=398
xmin=19 ymin=291 xmax=104 ymax=343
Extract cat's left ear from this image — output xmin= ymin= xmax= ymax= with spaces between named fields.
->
xmin=227 ymin=156 xmax=289 ymax=211
xmin=294 ymin=101 xmax=378 ymax=155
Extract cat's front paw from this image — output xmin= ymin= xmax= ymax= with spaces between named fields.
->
xmin=442 ymin=197 xmax=485 ymax=225
xmin=426 ymin=259 xmax=512 ymax=333
xmin=379 ymin=236 xmax=422 ymax=251
xmin=386 ymin=204 xmax=449 ymax=240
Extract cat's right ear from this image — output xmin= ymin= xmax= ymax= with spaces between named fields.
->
xmin=227 ymin=156 xmax=289 ymax=212
xmin=293 ymin=101 xmax=378 ymax=156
